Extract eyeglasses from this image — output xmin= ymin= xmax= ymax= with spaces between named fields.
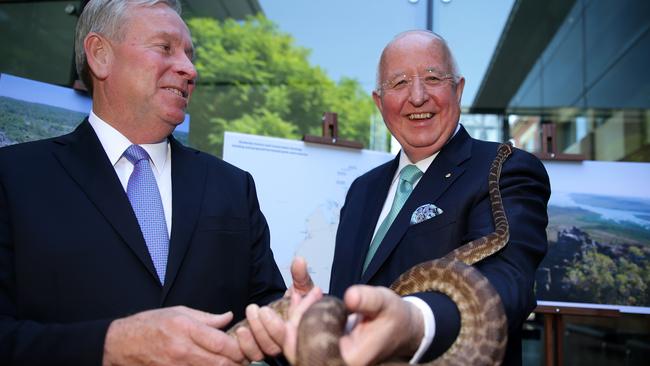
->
xmin=379 ymin=68 xmax=457 ymax=94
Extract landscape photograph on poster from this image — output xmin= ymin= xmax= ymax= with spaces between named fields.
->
xmin=536 ymin=160 xmax=650 ymax=313
xmin=0 ymin=73 xmax=90 ymax=147
xmin=0 ymin=73 xmax=190 ymax=147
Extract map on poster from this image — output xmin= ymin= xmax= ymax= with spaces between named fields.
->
xmin=223 ymin=132 xmax=393 ymax=291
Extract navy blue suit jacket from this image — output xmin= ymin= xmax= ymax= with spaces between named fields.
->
xmin=0 ymin=121 xmax=286 ymax=365
xmin=329 ymin=126 xmax=550 ymax=364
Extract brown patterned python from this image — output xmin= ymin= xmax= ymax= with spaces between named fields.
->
xmin=229 ymin=142 xmax=514 ymax=366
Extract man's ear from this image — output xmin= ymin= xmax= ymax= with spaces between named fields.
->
xmin=84 ymin=32 xmax=112 ymax=81
xmin=372 ymin=90 xmax=384 ymax=115
xmin=454 ymin=76 xmax=465 ymax=104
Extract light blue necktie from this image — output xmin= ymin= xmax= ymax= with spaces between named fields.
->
xmin=124 ymin=145 xmax=169 ymax=284
xmin=363 ymin=164 xmax=423 ymax=273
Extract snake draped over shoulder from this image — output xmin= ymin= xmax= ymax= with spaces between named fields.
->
xmin=229 ymin=142 xmax=514 ymax=366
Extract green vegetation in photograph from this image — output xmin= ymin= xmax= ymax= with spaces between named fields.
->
xmin=0 ymin=96 xmax=84 ymax=146
xmin=563 ymin=246 xmax=650 ymax=306
xmin=186 ymin=14 xmax=378 ymax=156
xmin=540 ymin=201 xmax=650 ymax=307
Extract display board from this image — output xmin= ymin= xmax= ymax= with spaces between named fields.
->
xmin=223 ymin=132 xmax=393 ymax=290
xmin=537 ymin=160 xmax=650 ymax=314
xmin=225 ymin=132 xmax=650 ymax=314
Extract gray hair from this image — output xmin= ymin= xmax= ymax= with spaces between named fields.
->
xmin=74 ymin=0 xmax=182 ymax=95
xmin=375 ymin=30 xmax=461 ymax=93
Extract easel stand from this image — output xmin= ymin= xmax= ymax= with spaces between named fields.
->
xmin=303 ymin=112 xmax=363 ymax=149
xmin=534 ymin=304 xmax=620 ymax=366
xmin=535 ymin=123 xmax=584 ymax=161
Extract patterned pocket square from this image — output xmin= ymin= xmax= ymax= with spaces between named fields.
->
xmin=410 ymin=203 xmax=443 ymax=225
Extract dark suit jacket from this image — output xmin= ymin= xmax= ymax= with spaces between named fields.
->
xmin=0 ymin=121 xmax=286 ymax=365
xmin=329 ymin=126 xmax=550 ymax=365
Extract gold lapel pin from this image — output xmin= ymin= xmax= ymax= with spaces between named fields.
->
xmin=444 ymin=173 xmax=452 ymax=178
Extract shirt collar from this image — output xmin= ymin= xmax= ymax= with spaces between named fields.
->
xmin=87 ymin=111 xmax=169 ymax=174
xmin=396 ymin=150 xmax=437 ymax=184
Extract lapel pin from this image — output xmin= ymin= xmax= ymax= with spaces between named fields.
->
xmin=444 ymin=172 xmax=451 ymax=178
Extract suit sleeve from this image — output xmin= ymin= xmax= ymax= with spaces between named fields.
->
xmin=0 ymin=168 xmax=112 ymax=365
xmin=243 ymin=172 xmax=287 ymax=306
xmin=415 ymin=149 xmax=550 ymax=361
xmin=474 ymin=150 xmax=550 ymax=333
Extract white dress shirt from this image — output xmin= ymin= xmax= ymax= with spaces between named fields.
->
xmin=87 ymin=111 xmax=172 ymax=236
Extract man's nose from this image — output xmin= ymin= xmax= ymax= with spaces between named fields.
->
xmin=408 ymin=77 xmax=429 ymax=105
xmin=176 ymin=53 xmax=198 ymax=81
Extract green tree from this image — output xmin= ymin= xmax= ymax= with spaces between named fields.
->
xmin=563 ymin=247 xmax=650 ymax=306
xmin=185 ymin=14 xmax=378 ymax=156
xmin=564 ymin=248 xmax=616 ymax=303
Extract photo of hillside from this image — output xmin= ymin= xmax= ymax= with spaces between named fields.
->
xmin=536 ymin=191 xmax=650 ymax=308
xmin=0 ymin=96 xmax=85 ymax=147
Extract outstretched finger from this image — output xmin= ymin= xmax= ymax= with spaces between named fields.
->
xmin=287 ymin=257 xmax=314 ymax=297
xmin=173 ymin=306 xmax=234 ymax=329
xmin=189 ymin=323 xmax=245 ymax=363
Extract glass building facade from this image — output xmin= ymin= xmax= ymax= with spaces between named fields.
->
xmin=508 ymin=0 xmax=650 ymax=162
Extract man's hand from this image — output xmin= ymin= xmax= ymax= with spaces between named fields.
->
xmin=340 ymin=285 xmax=424 ymax=366
xmin=237 ymin=287 xmax=323 ymax=364
xmin=236 ymin=257 xmax=319 ymax=363
xmin=102 ymin=306 xmax=244 ymax=366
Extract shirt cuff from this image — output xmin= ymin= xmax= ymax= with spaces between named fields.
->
xmin=403 ymin=296 xmax=435 ymax=364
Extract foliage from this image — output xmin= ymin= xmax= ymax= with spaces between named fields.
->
xmin=185 ymin=14 xmax=377 ymax=156
xmin=563 ymin=246 xmax=650 ymax=306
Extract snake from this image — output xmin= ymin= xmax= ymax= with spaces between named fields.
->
xmin=228 ymin=142 xmax=513 ymax=366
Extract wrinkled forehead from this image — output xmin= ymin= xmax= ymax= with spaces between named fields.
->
xmin=380 ymin=35 xmax=451 ymax=77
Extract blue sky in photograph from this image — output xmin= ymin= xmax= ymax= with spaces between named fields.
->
xmin=546 ymin=160 xmax=650 ymax=199
xmin=0 ymin=73 xmax=91 ymax=113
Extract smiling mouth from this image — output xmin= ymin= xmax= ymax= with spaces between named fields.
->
xmin=165 ymin=87 xmax=188 ymax=98
xmin=408 ymin=112 xmax=433 ymax=120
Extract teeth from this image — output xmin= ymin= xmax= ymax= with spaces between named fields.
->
xmin=408 ymin=113 xmax=432 ymax=120
xmin=165 ymin=88 xmax=184 ymax=97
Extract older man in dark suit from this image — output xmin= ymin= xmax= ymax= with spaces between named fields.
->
xmin=326 ymin=30 xmax=550 ymax=365
xmin=0 ymin=1 xmax=311 ymax=365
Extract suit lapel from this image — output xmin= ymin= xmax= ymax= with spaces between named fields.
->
xmin=361 ymin=127 xmax=473 ymax=283
xmin=53 ymin=120 xmax=159 ymax=281
xmin=161 ymin=137 xmax=206 ymax=299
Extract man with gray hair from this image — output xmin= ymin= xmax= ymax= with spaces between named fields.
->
xmin=0 ymin=1 xmax=312 ymax=364
xmin=326 ymin=30 xmax=550 ymax=365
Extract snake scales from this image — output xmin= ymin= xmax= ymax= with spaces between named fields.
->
xmin=229 ymin=142 xmax=514 ymax=366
